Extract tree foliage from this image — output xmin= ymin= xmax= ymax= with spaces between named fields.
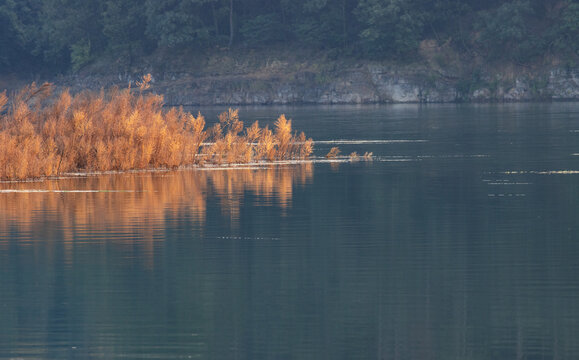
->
xmin=356 ymin=0 xmax=425 ymax=57
xmin=144 ymin=0 xmax=214 ymax=47
xmin=0 ymin=0 xmax=578 ymax=72
xmin=548 ymin=2 xmax=579 ymax=57
xmin=0 ymin=0 xmax=41 ymax=68
xmin=39 ymin=0 xmax=105 ymax=66
xmin=103 ymin=0 xmax=148 ymax=52
xmin=476 ymin=0 xmax=534 ymax=60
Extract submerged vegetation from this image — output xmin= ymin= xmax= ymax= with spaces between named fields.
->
xmin=0 ymin=76 xmax=313 ymax=181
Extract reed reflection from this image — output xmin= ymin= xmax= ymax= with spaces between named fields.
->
xmin=206 ymin=163 xmax=312 ymax=221
xmin=0 ymin=163 xmax=313 ymax=252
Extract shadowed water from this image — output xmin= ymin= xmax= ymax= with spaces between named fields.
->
xmin=1 ymin=103 xmax=579 ymax=359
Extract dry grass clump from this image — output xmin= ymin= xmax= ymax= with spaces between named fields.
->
xmin=325 ymin=147 xmax=340 ymax=159
xmin=0 ymin=76 xmax=314 ymax=181
xmin=202 ymin=109 xmax=313 ymax=165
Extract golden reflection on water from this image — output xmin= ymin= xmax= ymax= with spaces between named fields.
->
xmin=206 ymin=164 xmax=310 ymax=220
xmin=0 ymin=164 xmax=313 ymax=255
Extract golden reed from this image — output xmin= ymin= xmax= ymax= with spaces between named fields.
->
xmin=0 ymin=75 xmax=313 ymax=180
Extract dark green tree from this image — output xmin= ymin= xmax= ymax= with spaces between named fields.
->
xmin=39 ymin=0 xmax=105 ymax=70
xmin=356 ymin=0 xmax=425 ymax=58
xmin=291 ymin=0 xmax=358 ymax=48
xmin=475 ymin=0 xmax=535 ymax=61
xmin=0 ymin=0 xmax=41 ymax=69
xmin=240 ymin=13 xmax=285 ymax=46
xmin=548 ymin=1 xmax=579 ymax=58
xmin=416 ymin=0 xmax=470 ymax=40
xmin=102 ymin=0 xmax=149 ymax=57
xmin=144 ymin=0 xmax=216 ymax=47
xmin=0 ymin=0 xmax=23 ymax=67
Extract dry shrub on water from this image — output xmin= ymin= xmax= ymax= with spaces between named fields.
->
xmin=275 ymin=115 xmax=291 ymax=158
xmin=256 ymin=126 xmax=276 ymax=161
xmin=326 ymin=147 xmax=340 ymax=158
xmin=0 ymin=77 xmax=315 ymax=181
xmin=204 ymin=108 xmax=254 ymax=164
xmin=202 ymin=110 xmax=313 ymax=165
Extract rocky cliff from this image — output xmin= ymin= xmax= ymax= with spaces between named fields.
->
xmin=10 ymin=46 xmax=574 ymax=105
xmin=53 ymin=63 xmax=579 ymax=106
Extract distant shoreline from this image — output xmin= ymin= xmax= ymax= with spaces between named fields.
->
xmin=43 ymin=68 xmax=579 ymax=106
xmin=3 ymin=48 xmax=578 ymax=106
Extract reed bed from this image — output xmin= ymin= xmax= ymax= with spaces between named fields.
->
xmin=0 ymin=76 xmax=314 ymax=180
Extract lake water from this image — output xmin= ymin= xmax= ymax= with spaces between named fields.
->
xmin=1 ymin=103 xmax=579 ymax=359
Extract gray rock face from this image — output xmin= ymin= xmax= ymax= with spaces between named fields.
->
xmin=503 ymin=78 xmax=531 ymax=101
xmin=548 ymin=68 xmax=579 ymax=100
xmin=57 ymin=65 xmax=579 ymax=105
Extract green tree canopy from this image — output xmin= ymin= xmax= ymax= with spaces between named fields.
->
xmin=356 ymin=0 xmax=425 ymax=57
xmin=0 ymin=0 xmax=578 ymax=73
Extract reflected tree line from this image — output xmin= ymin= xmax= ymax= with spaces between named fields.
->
xmin=0 ymin=0 xmax=578 ymax=72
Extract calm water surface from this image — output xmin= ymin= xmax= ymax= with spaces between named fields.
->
xmin=1 ymin=103 xmax=579 ymax=359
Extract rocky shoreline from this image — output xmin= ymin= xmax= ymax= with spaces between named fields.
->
xmin=50 ymin=64 xmax=579 ymax=106
xmin=6 ymin=49 xmax=578 ymax=106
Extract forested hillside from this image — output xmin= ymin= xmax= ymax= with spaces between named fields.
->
xmin=1 ymin=0 xmax=578 ymax=74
